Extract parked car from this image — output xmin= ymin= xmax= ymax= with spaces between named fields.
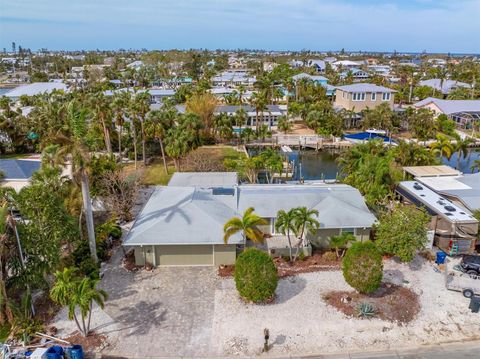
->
xmin=460 ymin=255 xmax=480 ymax=277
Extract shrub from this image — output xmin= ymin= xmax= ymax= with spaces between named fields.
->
xmin=234 ymin=248 xmax=278 ymax=303
xmin=342 ymin=241 xmax=383 ymax=294
xmin=357 ymin=302 xmax=376 ymax=318
xmin=323 ymin=251 xmax=337 ymax=262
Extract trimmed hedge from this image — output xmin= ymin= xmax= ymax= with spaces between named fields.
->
xmin=342 ymin=241 xmax=383 ymax=294
xmin=234 ymin=248 xmax=278 ymax=303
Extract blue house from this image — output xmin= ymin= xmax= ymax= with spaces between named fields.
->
xmin=291 ymin=73 xmax=335 ymax=96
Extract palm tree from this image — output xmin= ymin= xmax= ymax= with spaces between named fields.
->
xmin=223 ymin=207 xmax=267 ymax=247
xmin=89 ymin=93 xmax=113 ymax=154
xmin=293 ymin=207 xmax=320 ymax=250
xmin=54 ymin=101 xmax=97 ymax=263
xmin=0 ymin=203 xmax=14 ymax=325
xmin=50 ymin=268 xmax=108 ymax=337
xmin=277 ymin=115 xmax=293 ymax=134
xmin=132 ymin=92 xmax=151 ymax=166
xmin=111 ymin=91 xmax=131 ymax=161
xmin=145 ymin=108 xmax=174 ymax=174
xmin=275 ymin=209 xmax=298 ymax=261
xmin=329 ymin=232 xmax=356 ymax=259
xmin=430 ymin=134 xmax=455 ymax=160
xmin=471 ymin=159 xmax=480 ymax=173
xmin=454 ymin=137 xmax=473 ymax=170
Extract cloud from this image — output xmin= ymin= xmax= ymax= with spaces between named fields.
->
xmin=0 ymin=0 xmax=479 ymax=52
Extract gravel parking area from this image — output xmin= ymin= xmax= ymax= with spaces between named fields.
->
xmin=212 ymin=256 xmax=480 ymax=357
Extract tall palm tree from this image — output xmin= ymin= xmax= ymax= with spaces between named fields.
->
xmin=454 ymin=137 xmax=473 ymax=170
xmin=223 ymin=207 xmax=267 ymax=247
xmin=133 ymin=91 xmax=151 ymax=166
xmin=145 ymin=108 xmax=174 ymax=174
xmin=89 ymin=93 xmax=113 ymax=154
xmin=275 ymin=209 xmax=298 ymax=261
xmin=54 ymin=101 xmax=97 ymax=263
xmin=293 ymin=207 xmax=320 ymax=248
xmin=111 ymin=91 xmax=131 ymax=162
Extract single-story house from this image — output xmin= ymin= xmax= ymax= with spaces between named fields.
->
xmin=340 ymin=68 xmax=370 ymax=81
xmin=418 ymin=79 xmax=471 ymax=96
xmin=214 ymin=105 xmax=285 ymax=128
xmin=4 ymin=82 xmax=68 ymax=102
xmin=124 ymin=173 xmax=376 ymax=266
xmin=0 ymin=159 xmax=41 ymax=191
xmin=414 ymin=97 xmax=480 ymax=128
xmin=168 ymin=172 xmax=238 ymax=188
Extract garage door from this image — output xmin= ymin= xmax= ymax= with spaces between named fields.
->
xmin=155 ymin=245 xmax=213 ymax=266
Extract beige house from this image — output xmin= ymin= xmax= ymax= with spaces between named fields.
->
xmin=334 ymin=83 xmax=396 ymax=112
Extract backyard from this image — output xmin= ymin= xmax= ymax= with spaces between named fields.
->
xmin=51 ymin=252 xmax=480 ymax=357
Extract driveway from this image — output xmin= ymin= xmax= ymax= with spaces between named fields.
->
xmin=98 ymin=250 xmax=218 ymax=358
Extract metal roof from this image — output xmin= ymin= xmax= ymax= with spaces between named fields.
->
xmin=419 ymin=79 xmax=471 ymax=95
xmin=403 ymin=165 xmax=460 ymax=177
xmin=124 ymin=186 xmax=242 ymax=246
xmin=292 ymin=73 xmax=328 ymax=82
xmin=398 ymin=181 xmax=477 ymax=223
xmin=335 ymin=83 xmax=396 ymax=93
xmin=168 ymin=172 xmax=238 ymax=188
xmin=0 ymin=159 xmax=41 ymax=180
xmin=5 ymin=82 xmax=68 ymax=98
xmin=414 ymin=97 xmax=480 ymax=115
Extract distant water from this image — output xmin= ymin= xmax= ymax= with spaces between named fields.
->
xmin=0 ymin=87 xmax=14 ymax=96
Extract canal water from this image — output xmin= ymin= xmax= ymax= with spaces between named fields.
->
xmin=250 ymin=147 xmax=480 ymax=181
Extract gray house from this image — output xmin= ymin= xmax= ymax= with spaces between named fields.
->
xmin=124 ymin=173 xmax=376 ymax=267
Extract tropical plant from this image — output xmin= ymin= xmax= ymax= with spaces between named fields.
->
xmin=50 ymin=268 xmax=108 ymax=337
xmin=356 ymin=302 xmax=376 ymax=318
xmin=375 ymin=205 xmax=430 ymax=262
xmin=293 ymin=207 xmax=319 ymax=250
xmin=234 ymin=248 xmax=278 ymax=303
xmin=223 ymin=207 xmax=267 ymax=246
xmin=329 ymin=232 xmax=356 ymax=258
xmin=342 ymin=241 xmax=383 ymax=294
xmin=145 ymin=107 xmax=175 ymax=174
xmin=430 ymin=134 xmax=455 ymax=160
xmin=274 ymin=209 xmax=298 ymax=261
xmin=277 ymin=115 xmax=292 ymax=134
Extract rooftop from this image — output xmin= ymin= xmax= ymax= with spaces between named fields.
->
xmin=398 ymin=181 xmax=477 ymax=223
xmin=335 ymin=83 xmax=396 ymax=93
xmin=414 ymin=97 xmax=480 ymax=115
xmin=0 ymin=159 xmax=41 ymax=180
xmin=168 ymin=172 xmax=238 ymax=188
xmin=5 ymin=82 xmax=68 ymax=98
xmin=403 ymin=165 xmax=461 ymax=178
xmin=419 ymin=79 xmax=471 ymax=95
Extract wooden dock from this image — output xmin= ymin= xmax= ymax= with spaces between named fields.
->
xmin=247 ymin=135 xmax=353 ymax=150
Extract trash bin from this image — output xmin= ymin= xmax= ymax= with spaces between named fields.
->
xmin=436 ymin=251 xmax=447 ymax=265
xmin=66 ymin=345 xmax=84 ymax=359
xmin=46 ymin=346 xmax=62 ymax=359
xmin=469 ymin=296 xmax=480 ymax=313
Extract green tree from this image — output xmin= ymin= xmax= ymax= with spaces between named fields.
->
xmin=293 ymin=207 xmax=320 ymax=249
xmin=430 ymin=134 xmax=455 ymax=160
xmin=277 ymin=115 xmax=292 ymax=134
xmin=50 ymin=268 xmax=108 ymax=337
xmin=274 ymin=209 xmax=298 ymax=261
xmin=342 ymin=241 xmax=383 ymax=294
xmin=146 ymin=107 xmax=175 ymax=174
xmin=329 ymin=232 xmax=356 ymax=258
xmin=223 ymin=207 xmax=267 ymax=246
xmin=375 ymin=205 xmax=430 ymax=262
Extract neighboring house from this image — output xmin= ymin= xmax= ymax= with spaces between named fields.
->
xmin=334 ymin=83 xmax=396 ymax=112
xmin=291 ymin=73 xmax=335 ymax=96
xmin=419 ymin=79 xmax=471 ymax=96
xmin=126 ymin=60 xmax=144 ymax=70
xmin=215 ymin=104 xmax=285 ymax=128
xmin=332 ymin=60 xmax=361 ymax=69
xmin=4 ymin=82 xmax=68 ymax=101
xmin=414 ymin=172 xmax=480 ymax=213
xmin=0 ymin=159 xmax=41 ymax=192
xmin=103 ymin=88 xmax=176 ymax=104
xmin=340 ymin=68 xmax=370 ymax=81
xmin=211 ymin=70 xmax=256 ymax=87
xmin=396 ymin=181 xmax=478 ymax=255
xmin=124 ymin=173 xmax=377 ymax=266
xmin=307 ymin=59 xmax=326 ymax=73
xmin=288 ymin=60 xmax=304 ymax=68
xmin=414 ymin=97 xmax=480 ymax=128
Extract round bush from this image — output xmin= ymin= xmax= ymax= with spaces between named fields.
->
xmin=342 ymin=241 xmax=383 ymax=294
xmin=234 ymin=248 xmax=278 ymax=303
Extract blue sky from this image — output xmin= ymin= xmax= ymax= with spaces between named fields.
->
xmin=0 ymin=0 xmax=479 ymax=53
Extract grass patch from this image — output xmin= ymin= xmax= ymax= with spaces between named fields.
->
xmin=0 ymin=153 xmax=31 ymax=159
xmin=143 ymin=163 xmax=175 ymax=185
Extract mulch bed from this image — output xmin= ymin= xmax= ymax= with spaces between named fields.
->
xmin=64 ymin=331 xmax=107 ymax=352
xmin=323 ymin=282 xmax=420 ymax=324
xmin=122 ymin=249 xmax=144 ymax=271
xmin=218 ymin=252 xmax=341 ymax=278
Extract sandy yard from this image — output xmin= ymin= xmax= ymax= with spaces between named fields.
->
xmin=211 ymin=256 xmax=480 ymax=357
xmin=52 ymin=253 xmax=480 ymax=358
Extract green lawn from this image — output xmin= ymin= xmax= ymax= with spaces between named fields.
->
xmin=0 ymin=153 xmax=31 ymax=159
xmin=142 ymin=163 xmax=176 ymax=185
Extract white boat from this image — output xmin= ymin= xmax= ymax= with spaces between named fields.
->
xmin=281 ymin=145 xmax=293 ymax=153
xmin=366 ymin=128 xmax=387 ymax=135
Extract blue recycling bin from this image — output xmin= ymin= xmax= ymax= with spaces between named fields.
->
xmin=436 ymin=251 xmax=447 ymax=264
xmin=66 ymin=345 xmax=84 ymax=359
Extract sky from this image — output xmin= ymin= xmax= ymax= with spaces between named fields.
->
xmin=0 ymin=0 xmax=479 ymax=53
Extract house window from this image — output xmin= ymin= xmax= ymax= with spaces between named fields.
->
xmin=342 ymin=91 xmax=346 ymax=99
xmin=342 ymin=228 xmax=355 ymax=235
xmin=371 ymin=92 xmax=377 ymax=101
xmin=352 ymin=93 xmax=366 ymax=101
xmin=382 ymin=92 xmax=391 ymax=101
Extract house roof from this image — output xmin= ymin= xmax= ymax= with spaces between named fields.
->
xmin=292 ymin=73 xmax=328 ymax=82
xmin=5 ymin=82 xmax=68 ymax=98
xmin=123 ymin=186 xmax=242 ymax=246
xmin=416 ymin=173 xmax=480 ymax=211
xmin=237 ymin=184 xmax=376 ymax=228
xmin=168 ymin=172 xmax=238 ymax=188
xmin=0 ymin=159 xmax=41 ymax=180
xmin=403 ymin=165 xmax=460 ymax=177
xmin=335 ymin=83 xmax=396 ymax=93
xmin=214 ymin=104 xmax=283 ymax=114
xmin=414 ymin=97 xmax=480 ymax=115
xmin=419 ymin=79 xmax=471 ymax=95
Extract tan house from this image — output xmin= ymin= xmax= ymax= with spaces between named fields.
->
xmin=334 ymin=83 xmax=396 ymax=112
